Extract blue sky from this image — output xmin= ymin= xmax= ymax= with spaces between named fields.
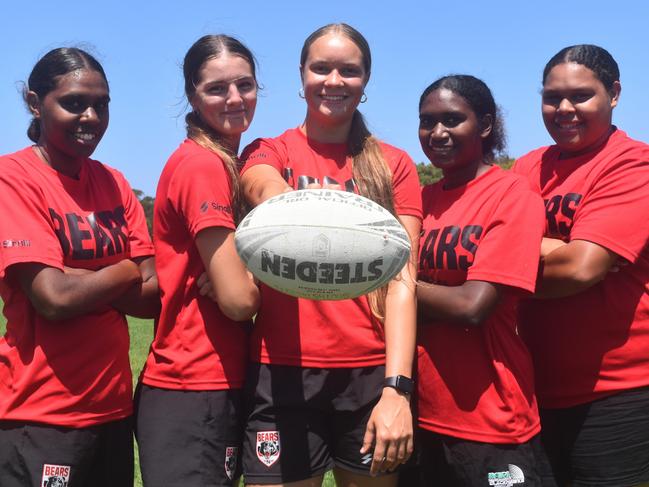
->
xmin=1 ymin=1 xmax=647 ymax=196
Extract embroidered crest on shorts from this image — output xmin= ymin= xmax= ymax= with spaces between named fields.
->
xmin=41 ymin=464 xmax=71 ymax=487
xmin=487 ymin=464 xmax=525 ymax=486
xmin=256 ymin=430 xmax=280 ymax=467
xmin=224 ymin=446 xmax=238 ymax=480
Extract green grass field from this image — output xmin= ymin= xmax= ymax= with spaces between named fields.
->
xmin=0 ymin=314 xmax=337 ymax=487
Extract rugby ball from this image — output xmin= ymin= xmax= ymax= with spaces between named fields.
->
xmin=235 ymin=189 xmax=411 ymax=300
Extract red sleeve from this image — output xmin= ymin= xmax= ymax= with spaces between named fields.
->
xmin=0 ymin=159 xmax=64 ymax=273
xmin=387 ymin=147 xmax=423 ymax=220
xmin=168 ymin=150 xmax=236 ymax=237
xmin=112 ymin=169 xmax=154 ymax=259
xmin=571 ymin=156 xmax=649 ymax=263
xmin=240 ymin=137 xmax=287 ymax=176
xmin=467 ymin=179 xmax=545 ymax=293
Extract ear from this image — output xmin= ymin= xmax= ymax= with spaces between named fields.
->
xmin=479 ymin=113 xmax=493 ymax=139
xmin=26 ymin=91 xmax=41 ymax=119
xmin=609 ymin=80 xmax=621 ymax=109
xmin=299 ymin=65 xmax=304 ymax=84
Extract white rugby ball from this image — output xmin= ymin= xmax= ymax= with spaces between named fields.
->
xmin=235 ymin=189 xmax=411 ymax=300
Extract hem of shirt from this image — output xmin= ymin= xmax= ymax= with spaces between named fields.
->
xmin=129 ymin=248 xmax=155 ymax=259
xmin=255 ymin=354 xmax=386 ymax=368
xmin=190 ymin=216 xmax=236 ymax=237
xmin=0 ymin=408 xmax=132 ymax=429
xmin=396 ymin=208 xmax=423 ymax=220
xmin=418 ymin=417 xmax=540 ymax=445
xmin=466 ymin=271 xmax=536 ymax=293
xmin=569 ymin=232 xmax=639 ymax=263
xmin=141 ymin=374 xmax=243 ymax=391
xmin=537 ymin=379 xmax=649 ymax=409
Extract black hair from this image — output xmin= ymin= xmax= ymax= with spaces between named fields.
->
xmin=542 ymin=44 xmax=620 ymax=91
xmin=419 ymin=74 xmax=506 ymax=161
xmin=25 ymin=47 xmax=108 ymax=143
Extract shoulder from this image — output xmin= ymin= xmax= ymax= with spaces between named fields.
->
xmin=376 ymin=140 xmax=414 ymax=165
xmin=512 ymin=145 xmax=554 ymax=174
xmin=0 ymin=147 xmax=38 ymax=177
xmin=164 ymin=139 xmax=227 ymax=178
xmin=242 ymin=128 xmax=299 ymax=160
xmin=602 ymin=129 xmax=649 ymax=165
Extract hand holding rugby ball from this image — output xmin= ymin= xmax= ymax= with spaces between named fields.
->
xmin=235 ymin=189 xmax=411 ymax=300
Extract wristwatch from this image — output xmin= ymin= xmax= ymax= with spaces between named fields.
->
xmin=383 ymin=375 xmax=414 ymax=395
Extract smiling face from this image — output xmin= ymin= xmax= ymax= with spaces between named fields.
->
xmin=542 ymin=62 xmax=619 ymax=157
xmin=419 ymin=88 xmax=491 ymax=181
xmin=301 ymin=33 xmax=367 ymax=127
xmin=191 ymin=53 xmax=257 ymax=139
xmin=30 ymin=68 xmax=109 ymax=164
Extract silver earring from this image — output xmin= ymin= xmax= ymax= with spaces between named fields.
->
xmin=298 ymin=88 xmax=305 ymax=99
xmin=360 ymin=93 xmax=368 ymax=103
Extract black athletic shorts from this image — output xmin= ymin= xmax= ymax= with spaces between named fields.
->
xmin=242 ymin=363 xmax=397 ymax=484
xmin=0 ymin=417 xmax=133 ymax=487
xmin=406 ymin=428 xmax=541 ymax=487
xmin=535 ymin=385 xmax=649 ymax=487
xmin=134 ymin=384 xmax=243 ymax=487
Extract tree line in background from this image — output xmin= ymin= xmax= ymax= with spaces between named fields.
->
xmin=132 ymin=156 xmax=515 ymax=237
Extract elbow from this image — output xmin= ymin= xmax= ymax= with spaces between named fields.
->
xmin=34 ymin=297 xmax=75 ymax=321
xmin=458 ymin=306 xmax=490 ymax=327
xmin=218 ymin=290 xmax=260 ymax=322
xmin=569 ymin=265 xmax=607 ymax=290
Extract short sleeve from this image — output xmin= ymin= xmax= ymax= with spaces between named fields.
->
xmin=387 ymin=148 xmax=423 ymax=220
xmin=570 ymin=156 xmax=649 ymax=263
xmin=0 ymin=161 xmax=64 ymax=273
xmin=240 ymin=138 xmax=287 ymax=176
xmin=113 ymin=171 xmax=154 ymax=259
xmin=467 ymin=180 xmax=545 ymax=293
xmin=168 ymin=151 xmax=236 ymax=238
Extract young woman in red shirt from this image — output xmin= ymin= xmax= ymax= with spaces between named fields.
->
xmin=0 ymin=47 xmax=158 ymax=487
xmin=135 ymin=35 xmax=260 ymax=486
xmin=513 ymin=44 xmax=649 ymax=487
xmin=413 ymin=74 xmax=545 ymax=487
xmin=240 ymin=23 xmax=422 ymax=487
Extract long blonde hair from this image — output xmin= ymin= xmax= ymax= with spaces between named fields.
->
xmin=183 ymin=34 xmax=258 ymax=224
xmin=301 ymin=24 xmax=397 ymax=321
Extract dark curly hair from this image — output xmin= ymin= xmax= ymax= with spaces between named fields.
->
xmin=419 ymin=74 xmax=506 ymax=161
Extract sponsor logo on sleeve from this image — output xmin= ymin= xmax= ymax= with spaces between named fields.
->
xmin=224 ymin=446 xmax=238 ymax=480
xmin=2 ymin=239 xmax=31 ymax=248
xmin=256 ymin=431 xmax=280 ymax=467
xmin=42 ymin=464 xmax=71 ymax=487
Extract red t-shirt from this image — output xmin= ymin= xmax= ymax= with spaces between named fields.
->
xmin=417 ymin=166 xmax=545 ymax=443
xmin=512 ymin=129 xmax=649 ymax=408
xmin=0 ymin=147 xmax=154 ymax=427
xmin=240 ymin=128 xmax=422 ymax=367
xmin=142 ymin=139 xmax=249 ymax=390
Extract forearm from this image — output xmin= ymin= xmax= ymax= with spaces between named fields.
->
xmin=24 ymin=260 xmax=142 ymax=321
xmin=535 ymin=239 xmax=615 ymax=299
xmin=417 ymin=280 xmax=499 ymax=326
xmin=383 ymin=273 xmax=417 ymax=378
xmin=242 ymin=165 xmax=291 ymax=206
xmin=110 ymin=256 xmax=160 ymax=318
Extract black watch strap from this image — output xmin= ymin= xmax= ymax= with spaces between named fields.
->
xmin=383 ymin=375 xmax=414 ymax=395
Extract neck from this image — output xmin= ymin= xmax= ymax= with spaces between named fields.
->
xmin=443 ymin=160 xmax=492 ymax=189
xmin=301 ymin=113 xmax=353 ymax=144
xmin=220 ymin=134 xmax=241 ymax=154
xmin=34 ymin=143 xmax=84 ymax=179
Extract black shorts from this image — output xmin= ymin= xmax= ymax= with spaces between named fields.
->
xmin=134 ymin=384 xmax=243 ymax=487
xmin=0 ymin=417 xmax=133 ymax=487
xmin=536 ymin=385 xmax=649 ymax=487
xmin=407 ymin=428 xmax=540 ymax=487
xmin=242 ymin=363 xmax=392 ymax=484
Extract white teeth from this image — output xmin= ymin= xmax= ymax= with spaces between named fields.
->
xmin=321 ymin=95 xmax=345 ymax=101
xmin=557 ymin=122 xmax=579 ymax=129
xmin=75 ymin=133 xmax=96 ymax=141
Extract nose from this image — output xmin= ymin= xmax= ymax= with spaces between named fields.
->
xmin=324 ymin=69 xmax=343 ymax=86
xmin=557 ymin=97 xmax=575 ymax=113
xmin=430 ymin=123 xmax=448 ymax=141
xmin=80 ymin=106 xmax=99 ymax=122
xmin=225 ymin=83 xmax=243 ymax=106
